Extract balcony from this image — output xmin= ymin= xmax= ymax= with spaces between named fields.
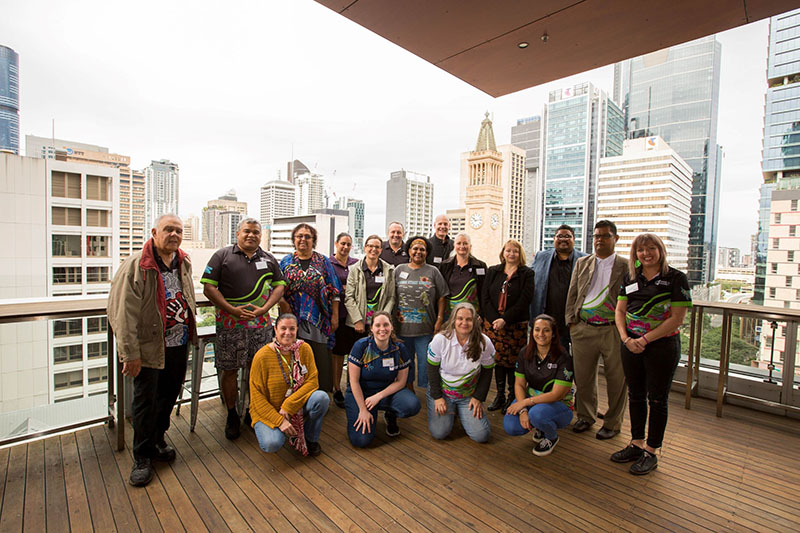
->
xmin=1 ymin=297 xmax=799 ymax=531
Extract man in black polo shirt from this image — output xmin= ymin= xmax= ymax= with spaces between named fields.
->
xmin=380 ymin=221 xmax=409 ymax=266
xmin=426 ymin=214 xmax=454 ymax=269
xmin=201 ymin=218 xmax=285 ymax=440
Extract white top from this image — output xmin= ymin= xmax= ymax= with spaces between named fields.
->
xmin=427 ymin=332 xmax=496 ymax=398
xmin=582 ymin=253 xmax=616 ymax=309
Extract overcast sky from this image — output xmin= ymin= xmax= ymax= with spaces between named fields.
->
xmin=2 ymin=0 xmax=770 ymax=252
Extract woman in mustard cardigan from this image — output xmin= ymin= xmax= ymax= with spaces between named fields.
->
xmin=249 ymin=313 xmax=330 ymax=456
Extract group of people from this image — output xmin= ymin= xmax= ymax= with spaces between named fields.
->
xmin=108 ymin=212 xmax=691 ymax=487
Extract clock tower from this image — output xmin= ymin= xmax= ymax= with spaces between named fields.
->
xmin=464 ymin=113 xmax=504 ymax=263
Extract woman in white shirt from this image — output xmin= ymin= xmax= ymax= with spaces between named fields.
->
xmin=426 ymin=302 xmax=496 ymax=442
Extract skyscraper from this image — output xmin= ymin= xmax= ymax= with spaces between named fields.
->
xmin=0 ymin=45 xmax=19 ymax=155
xmin=202 ymin=191 xmax=247 ymax=248
xmin=385 ymin=170 xmax=434 ymax=238
xmin=295 ymin=171 xmax=326 ymax=215
xmin=511 ymin=115 xmax=543 ymax=260
xmin=260 ymin=179 xmax=297 ymax=227
xmin=614 ymin=36 xmax=722 ymax=285
xmin=144 ymin=159 xmax=180 ymax=231
xmin=541 ymin=82 xmax=624 ymax=253
xmin=332 ymin=195 xmax=365 ymax=254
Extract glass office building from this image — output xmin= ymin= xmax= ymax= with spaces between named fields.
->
xmin=614 ymin=36 xmax=722 ymax=285
xmin=542 ymin=82 xmax=624 ymax=253
xmin=0 ymin=45 xmax=20 ymax=154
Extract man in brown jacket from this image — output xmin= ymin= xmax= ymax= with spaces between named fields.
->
xmin=108 ymin=214 xmax=197 ymax=486
xmin=565 ymin=220 xmax=628 ymax=440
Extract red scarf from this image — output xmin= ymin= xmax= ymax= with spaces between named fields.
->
xmin=274 ymin=340 xmax=308 ymax=456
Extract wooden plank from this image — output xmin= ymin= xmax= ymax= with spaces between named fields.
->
xmin=23 ymin=440 xmax=46 ymax=532
xmin=44 ymin=438 xmax=69 ymax=533
xmin=61 ymin=433 xmax=93 ymax=532
xmin=87 ymin=426 xmax=139 ymax=533
xmin=0 ymin=445 xmax=26 ymax=532
xmin=75 ymin=429 xmax=116 ymax=532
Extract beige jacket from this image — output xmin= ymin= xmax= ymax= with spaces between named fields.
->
xmin=565 ymin=253 xmax=629 ymax=325
xmin=344 ymin=258 xmax=396 ymax=327
xmin=107 ymin=239 xmax=197 ymax=369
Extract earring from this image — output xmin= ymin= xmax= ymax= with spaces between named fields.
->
xmin=634 ymin=259 xmax=642 ymax=268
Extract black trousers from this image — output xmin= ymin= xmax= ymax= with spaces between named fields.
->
xmin=132 ymin=345 xmax=188 ymax=460
xmin=620 ymin=335 xmax=680 ymax=449
xmin=493 ymin=366 xmax=516 ymax=396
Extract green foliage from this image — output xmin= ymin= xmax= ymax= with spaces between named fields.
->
xmin=681 ymin=321 xmax=759 ymax=366
xmin=196 ymin=306 xmax=216 ymax=328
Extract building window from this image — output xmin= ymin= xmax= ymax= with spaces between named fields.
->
xmin=87 ymin=317 xmax=108 ymax=334
xmin=86 ymin=175 xmax=109 ymax=201
xmin=52 ymin=234 xmax=82 ymax=257
xmin=787 ymin=276 xmax=792 ymax=288
xmin=790 ymin=251 xmax=796 ymax=262
xmin=88 ymin=366 xmax=108 ymax=384
xmin=792 ymin=199 xmax=798 ymax=211
xmin=786 ymin=301 xmax=792 ymax=309
xmin=86 ymin=235 xmax=109 ymax=257
xmin=86 ymin=209 xmax=109 ymax=227
xmin=54 ymin=345 xmax=83 ymax=364
xmin=773 ymin=238 xmax=780 ymax=249
xmin=53 ymin=319 xmax=82 ymax=338
xmin=54 ymin=370 xmax=83 ymax=390
xmin=53 ymin=267 xmax=82 ymax=284
xmin=771 ymin=263 xmax=778 ymax=274
xmin=51 ymin=171 xmax=81 ymax=198
xmin=775 ymin=213 xmax=782 ymax=224
xmin=51 ymin=207 xmax=81 ymax=226
xmin=769 ymin=287 xmax=777 ymax=298
xmin=87 ymin=342 xmax=107 ymax=360
xmin=791 ymin=226 xmax=797 ymax=237
xmin=86 ymin=266 xmax=110 ymax=283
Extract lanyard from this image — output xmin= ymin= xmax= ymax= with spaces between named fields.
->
xmin=275 ymin=345 xmax=294 ymax=388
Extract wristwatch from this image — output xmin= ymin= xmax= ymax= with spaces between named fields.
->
xmin=519 ymin=407 xmax=528 ymax=415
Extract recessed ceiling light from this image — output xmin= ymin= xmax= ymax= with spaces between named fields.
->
xmin=518 ymin=42 xmax=529 ymax=49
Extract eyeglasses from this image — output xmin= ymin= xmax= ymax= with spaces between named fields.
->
xmin=365 ymin=244 xmax=381 ymax=250
xmin=593 ymin=234 xmax=613 ymax=240
xmin=555 ymin=234 xmax=573 ymax=240
xmin=295 ymin=234 xmax=313 ymax=240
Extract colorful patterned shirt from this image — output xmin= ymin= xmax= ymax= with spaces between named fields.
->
xmin=618 ymin=267 xmax=692 ymax=337
xmin=579 ymin=254 xmax=617 ymax=325
xmin=427 ymin=333 xmax=495 ymax=399
xmin=348 ymin=337 xmax=411 ymax=392
xmin=515 ymin=348 xmax=574 ymax=409
xmin=394 ymin=264 xmax=449 ymax=337
xmin=155 ymin=248 xmax=190 ymax=347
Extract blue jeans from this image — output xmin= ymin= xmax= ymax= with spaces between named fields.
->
xmin=253 ymin=390 xmax=330 ymax=453
xmin=503 ymin=399 xmax=573 ymax=441
xmin=426 ymin=391 xmax=490 ymax=443
xmin=344 ymin=386 xmax=421 ymax=447
xmin=400 ymin=334 xmax=433 ymax=388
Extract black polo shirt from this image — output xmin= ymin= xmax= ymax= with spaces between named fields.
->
xmin=426 ymin=235 xmax=454 ymax=268
xmin=545 ymin=254 xmax=574 ymax=330
xmin=380 ymin=241 xmax=409 ymax=266
xmin=362 ymin=260 xmax=385 ymax=302
xmin=201 ymin=245 xmax=285 ymax=328
xmin=514 ymin=349 xmax=574 ymax=409
xmin=618 ymin=266 xmax=692 ymax=337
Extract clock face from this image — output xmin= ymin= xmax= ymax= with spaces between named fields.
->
xmin=470 ymin=213 xmax=483 ymax=229
xmin=490 ymin=214 xmax=500 ymax=229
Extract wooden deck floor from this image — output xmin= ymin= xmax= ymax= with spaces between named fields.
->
xmin=1 ymin=384 xmax=800 ymax=532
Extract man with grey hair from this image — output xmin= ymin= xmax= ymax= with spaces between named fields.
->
xmin=201 ymin=217 xmax=285 ymax=439
xmin=108 ymin=214 xmax=197 ymax=486
xmin=427 ymin=214 xmax=453 ymax=269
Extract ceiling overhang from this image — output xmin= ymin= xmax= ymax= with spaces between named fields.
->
xmin=315 ymin=0 xmax=798 ymax=97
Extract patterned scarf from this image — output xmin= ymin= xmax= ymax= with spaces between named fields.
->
xmin=274 ymin=339 xmax=308 ymax=456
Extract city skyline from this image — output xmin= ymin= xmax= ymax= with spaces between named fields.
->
xmin=1 ymin=0 xmax=770 ymax=251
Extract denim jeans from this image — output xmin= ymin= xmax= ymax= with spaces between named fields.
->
xmin=620 ymin=334 xmax=680 ymax=449
xmin=253 ymin=390 xmax=330 ymax=453
xmin=503 ymin=399 xmax=573 ymax=441
xmin=400 ymin=334 xmax=433 ymax=388
xmin=344 ymin=387 xmax=421 ymax=447
xmin=426 ymin=390 xmax=490 ymax=443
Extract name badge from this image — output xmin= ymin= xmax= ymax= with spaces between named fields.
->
xmin=300 ymin=364 xmax=308 ymax=375
xmin=476 ymin=268 xmax=485 ymax=275
xmin=382 ymin=357 xmax=394 ymax=367
xmin=255 ymin=260 xmax=268 ymax=270
xmin=399 ymin=271 xmax=409 ymax=279
xmin=375 ymin=276 xmax=385 ymax=283
xmin=433 ymin=257 xmax=442 ymax=263
xmin=625 ymin=282 xmax=639 ymax=294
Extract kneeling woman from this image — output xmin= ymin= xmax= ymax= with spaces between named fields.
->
xmin=427 ymin=303 xmax=496 ymax=443
xmin=249 ymin=313 xmax=330 ymax=456
xmin=345 ymin=312 xmax=421 ymax=447
xmin=505 ymin=314 xmax=574 ymax=456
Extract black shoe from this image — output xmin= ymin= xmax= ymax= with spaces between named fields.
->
xmin=501 ymin=396 xmax=514 ymax=415
xmin=596 ymin=427 xmax=620 ymax=440
xmin=333 ymin=390 xmax=345 ymax=409
xmin=611 ymin=444 xmax=645 ymax=463
xmin=155 ymin=440 xmax=176 ymax=462
xmin=385 ymin=413 xmax=400 ymax=437
xmin=630 ymin=450 xmax=658 ymax=475
xmin=487 ymin=394 xmax=505 ymax=411
xmin=306 ymin=441 xmax=322 ymax=457
xmin=225 ymin=411 xmax=241 ymax=440
xmin=531 ymin=429 xmax=545 ymax=444
xmin=532 ymin=436 xmax=558 ymax=456
xmin=572 ymin=419 xmax=593 ymax=433
xmin=129 ymin=457 xmax=154 ymax=487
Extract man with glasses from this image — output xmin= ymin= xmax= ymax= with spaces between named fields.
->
xmin=565 ymin=220 xmax=628 ymax=440
xmin=530 ymin=224 xmax=587 ymax=353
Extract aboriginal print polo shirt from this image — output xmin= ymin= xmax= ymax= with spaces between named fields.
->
xmin=201 ymin=245 xmax=285 ymax=329
xmin=618 ymin=267 xmax=692 ymax=337
xmin=515 ymin=348 xmax=574 ymax=409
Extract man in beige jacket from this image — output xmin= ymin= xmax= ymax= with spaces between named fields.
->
xmin=565 ymin=220 xmax=628 ymax=440
xmin=108 ymin=214 xmax=197 ymax=487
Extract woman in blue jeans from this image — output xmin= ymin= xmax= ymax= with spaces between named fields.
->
xmin=345 ymin=312 xmax=421 ymax=446
xmin=505 ymin=314 xmax=574 ymax=456
xmin=427 ymin=302 xmax=496 ymax=443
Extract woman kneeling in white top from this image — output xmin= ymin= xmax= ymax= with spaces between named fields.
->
xmin=426 ymin=302 xmax=496 ymax=442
